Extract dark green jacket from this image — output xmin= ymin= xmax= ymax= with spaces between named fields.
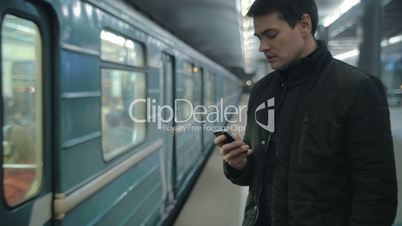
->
xmin=224 ymin=47 xmax=397 ymax=226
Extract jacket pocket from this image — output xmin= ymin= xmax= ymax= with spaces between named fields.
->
xmin=298 ymin=112 xmax=309 ymax=164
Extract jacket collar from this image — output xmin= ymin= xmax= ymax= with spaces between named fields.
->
xmin=278 ymin=40 xmax=332 ymax=85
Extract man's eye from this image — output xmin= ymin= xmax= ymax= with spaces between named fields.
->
xmin=265 ymin=31 xmax=278 ymax=39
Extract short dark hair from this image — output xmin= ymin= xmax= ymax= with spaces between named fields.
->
xmin=246 ymin=0 xmax=318 ymax=35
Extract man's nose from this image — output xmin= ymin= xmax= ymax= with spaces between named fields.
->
xmin=258 ymin=40 xmax=271 ymax=52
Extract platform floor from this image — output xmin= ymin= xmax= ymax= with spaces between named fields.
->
xmin=174 ymin=95 xmax=249 ymax=226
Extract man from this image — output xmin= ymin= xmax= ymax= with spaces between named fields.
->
xmin=214 ymin=0 xmax=398 ymax=225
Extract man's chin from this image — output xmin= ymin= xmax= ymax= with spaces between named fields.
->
xmin=270 ymin=64 xmax=279 ymax=70
xmin=270 ymin=62 xmax=285 ymax=70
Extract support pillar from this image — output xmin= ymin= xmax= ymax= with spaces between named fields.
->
xmin=316 ymin=25 xmax=328 ymax=43
xmin=358 ymin=0 xmax=382 ymax=76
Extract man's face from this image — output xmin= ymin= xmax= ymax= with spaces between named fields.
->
xmin=253 ymin=12 xmax=306 ymax=70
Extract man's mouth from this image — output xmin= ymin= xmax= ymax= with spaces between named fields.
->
xmin=266 ymin=55 xmax=276 ymax=62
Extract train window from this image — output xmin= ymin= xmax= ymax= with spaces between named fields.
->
xmin=203 ymin=70 xmax=215 ymax=106
xmin=213 ymin=73 xmax=220 ymax=103
xmin=193 ymin=67 xmax=202 ymax=106
xmin=1 ymin=14 xmax=43 ymax=206
xmin=126 ymin=39 xmax=145 ymax=67
xmin=101 ymin=69 xmax=146 ymax=161
xmin=224 ymin=77 xmax=232 ymax=100
xmin=179 ymin=62 xmax=194 ymax=121
xmin=100 ymin=30 xmax=147 ymax=161
xmin=183 ymin=61 xmax=192 ymax=76
xmin=100 ymin=31 xmax=144 ymax=67
xmin=101 ymin=70 xmax=147 ymax=158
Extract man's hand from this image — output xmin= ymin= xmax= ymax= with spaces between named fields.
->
xmin=214 ymin=135 xmax=253 ymax=170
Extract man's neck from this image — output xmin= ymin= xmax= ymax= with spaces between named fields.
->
xmin=300 ymin=37 xmax=318 ymax=59
xmin=278 ymin=38 xmax=321 ymax=71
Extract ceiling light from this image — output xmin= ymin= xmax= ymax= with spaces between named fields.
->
xmin=381 ymin=34 xmax=402 ymax=47
xmin=334 ymin=49 xmax=359 ymax=60
xmin=323 ymin=0 xmax=360 ymax=27
xmin=389 ymin=35 xmax=402 ymax=45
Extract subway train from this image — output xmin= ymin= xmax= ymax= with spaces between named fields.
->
xmin=0 ymin=0 xmax=242 ymax=225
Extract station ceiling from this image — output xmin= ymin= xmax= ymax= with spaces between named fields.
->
xmin=128 ymin=0 xmax=246 ymax=78
xmin=383 ymin=0 xmax=402 ymax=38
xmin=127 ymin=0 xmax=401 ymax=80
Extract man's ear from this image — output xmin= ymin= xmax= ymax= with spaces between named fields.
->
xmin=299 ymin=14 xmax=313 ymax=36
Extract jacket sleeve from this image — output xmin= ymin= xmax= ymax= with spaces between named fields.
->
xmin=223 ymin=162 xmax=252 ymax=186
xmin=345 ymin=76 xmax=398 ymax=226
xmin=223 ymin=86 xmax=257 ymax=186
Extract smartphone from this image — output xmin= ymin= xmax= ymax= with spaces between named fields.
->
xmin=213 ymin=129 xmax=237 ymax=144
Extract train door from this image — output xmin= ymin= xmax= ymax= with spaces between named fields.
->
xmin=160 ymin=53 xmax=176 ymax=213
xmin=202 ymin=70 xmax=215 ymax=151
xmin=194 ymin=67 xmax=204 ymax=154
xmin=0 ymin=1 xmax=53 ymax=226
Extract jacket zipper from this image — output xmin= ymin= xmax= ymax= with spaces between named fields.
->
xmin=298 ymin=112 xmax=309 ymax=164
xmin=254 ymin=132 xmax=271 ymax=225
xmin=253 ymin=81 xmax=287 ymax=225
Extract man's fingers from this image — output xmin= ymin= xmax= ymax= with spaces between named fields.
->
xmin=214 ymin=134 xmax=226 ymax=146
xmin=226 ymin=148 xmax=254 ymax=165
xmin=221 ymin=141 xmax=246 ymax=157
xmin=219 ymin=141 xmax=242 ymax=156
xmin=229 ymin=153 xmax=248 ymax=166
xmin=223 ymin=145 xmax=250 ymax=161
xmin=221 ymin=140 xmax=244 ymax=152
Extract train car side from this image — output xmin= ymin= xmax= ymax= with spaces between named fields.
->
xmin=0 ymin=0 xmax=242 ymax=225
